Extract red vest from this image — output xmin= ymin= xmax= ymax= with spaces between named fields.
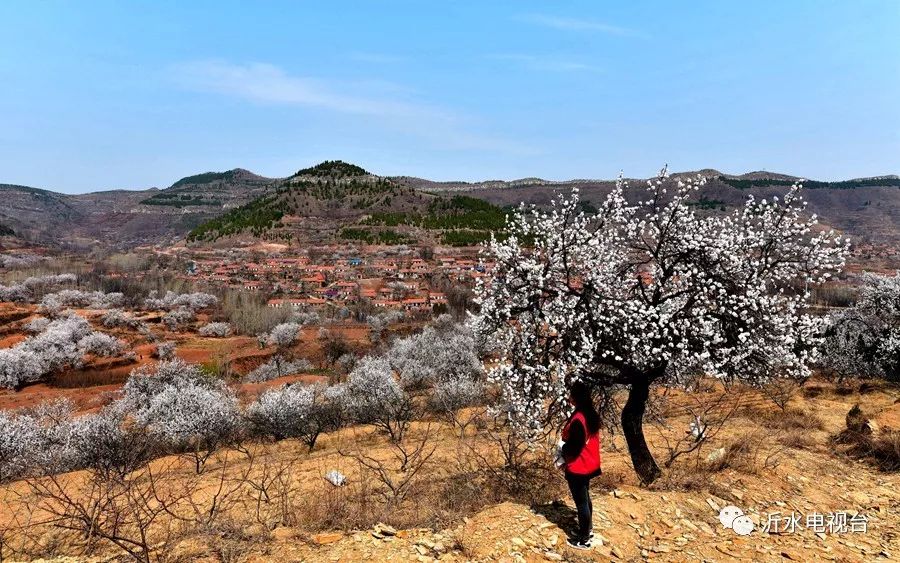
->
xmin=562 ymin=411 xmax=602 ymax=475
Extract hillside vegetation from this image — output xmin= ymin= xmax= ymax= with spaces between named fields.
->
xmin=718 ymin=175 xmax=900 ymax=190
xmin=294 ymin=160 xmax=369 ymax=178
xmin=2 ymin=165 xmax=899 ymax=250
xmin=187 ymin=163 xmax=510 ymax=245
xmin=171 ymin=170 xmax=243 ymax=188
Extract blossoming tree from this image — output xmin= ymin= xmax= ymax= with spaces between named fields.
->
xmin=473 ymin=169 xmax=849 ymax=483
xmin=823 ymin=271 xmax=899 ymax=381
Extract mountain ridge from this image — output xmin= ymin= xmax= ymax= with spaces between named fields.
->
xmin=1 ymin=163 xmax=898 ymax=249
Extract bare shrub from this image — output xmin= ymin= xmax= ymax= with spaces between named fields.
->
xmin=234 ymin=446 xmax=304 ymax=528
xmin=760 ymin=378 xmax=802 ymax=410
xmin=870 ymin=431 xmax=900 ymax=471
xmin=704 ymin=431 xmax=786 ymax=475
xmin=318 ymin=329 xmax=350 ymax=368
xmin=341 ymin=424 xmax=436 ymax=507
xmin=27 ymin=460 xmax=185 ymax=563
xmin=649 ymin=381 xmax=745 ymax=468
xmin=833 ymin=405 xmax=900 ymax=471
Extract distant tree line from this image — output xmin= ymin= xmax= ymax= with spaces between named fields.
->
xmin=719 ymin=175 xmax=900 ymax=190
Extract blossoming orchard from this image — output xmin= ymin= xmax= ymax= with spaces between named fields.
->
xmin=473 ymin=169 xmax=851 ymax=484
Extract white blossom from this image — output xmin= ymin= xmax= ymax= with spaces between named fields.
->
xmin=0 ymin=314 xmax=123 ymax=388
xmin=144 ymin=290 xmax=218 ymax=311
xmin=161 ymin=307 xmax=195 ymax=331
xmin=198 ymin=322 xmax=232 ymax=337
xmin=266 ymin=322 xmax=302 ymax=349
xmin=822 ymin=271 xmax=900 ymax=380
xmin=243 ymin=356 xmax=313 ymax=383
xmin=388 ymin=316 xmax=483 ymax=390
xmin=473 ymin=170 xmax=849 ymax=459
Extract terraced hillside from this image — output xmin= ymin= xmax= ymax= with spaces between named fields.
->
xmin=187 ymin=161 xmax=509 ymax=246
xmin=0 ymin=169 xmax=274 ymax=249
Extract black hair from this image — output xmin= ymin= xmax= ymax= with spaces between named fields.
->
xmin=570 ymin=380 xmax=601 ymax=434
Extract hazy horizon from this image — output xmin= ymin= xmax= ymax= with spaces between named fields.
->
xmin=4 ymin=162 xmax=900 ymax=197
xmin=1 ymin=1 xmax=898 ymax=194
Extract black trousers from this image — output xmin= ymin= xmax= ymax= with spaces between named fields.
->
xmin=565 ymin=472 xmax=594 ymax=540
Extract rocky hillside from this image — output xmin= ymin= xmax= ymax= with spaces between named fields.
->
xmin=3 ymin=164 xmax=898 ymax=250
xmin=395 ymin=172 xmax=900 ymax=245
xmin=0 ymin=169 xmax=274 ymax=249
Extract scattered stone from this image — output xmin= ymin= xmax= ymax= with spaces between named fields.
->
xmin=323 ymin=469 xmax=346 ymax=487
xmin=706 ymin=447 xmax=726 ymax=463
xmin=544 ymin=552 xmax=563 ymax=561
xmin=716 ymin=544 xmax=737 ymax=557
xmin=272 ymin=527 xmax=301 ymax=541
xmin=311 ymin=532 xmax=343 ymax=545
xmin=680 ymin=519 xmax=699 ymax=532
xmin=611 ymin=545 xmax=624 ymax=559
xmin=706 ymin=498 xmax=720 ymax=512
xmin=373 ymin=523 xmax=397 ymax=537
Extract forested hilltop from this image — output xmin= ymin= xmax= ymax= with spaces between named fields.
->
xmin=186 ymin=161 xmax=510 ymax=246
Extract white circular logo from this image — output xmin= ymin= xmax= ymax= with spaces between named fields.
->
xmin=719 ymin=505 xmax=744 ymax=529
xmin=732 ymin=514 xmax=755 ymax=536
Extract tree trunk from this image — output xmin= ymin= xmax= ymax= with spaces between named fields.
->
xmin=621 ymin=377 xmax=661 ymax=485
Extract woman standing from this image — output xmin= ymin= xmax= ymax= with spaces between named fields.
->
xmin=560 ymin=381 xmax=602 ymax=550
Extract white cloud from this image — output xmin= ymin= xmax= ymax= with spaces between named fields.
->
xmin=517 ymin=13 xmax=645 ymax=38
xmin=487 ymin=54 xmax=602 ymax=73
xmin=169 ymin=60 xmax=536 ymax=155
xmin=170 ymin=60 xmax=444 ymax=119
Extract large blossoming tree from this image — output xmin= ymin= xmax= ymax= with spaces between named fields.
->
xmin=473 ymin=169 xmax=849 ymax=484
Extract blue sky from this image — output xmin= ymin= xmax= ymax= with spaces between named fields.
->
xmin=1 ymin=1 xmax=898 ymax=193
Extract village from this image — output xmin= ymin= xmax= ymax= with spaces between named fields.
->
xmin=169 ymin=247 xmax=495 ymax=315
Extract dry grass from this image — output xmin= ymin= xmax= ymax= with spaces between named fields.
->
xmin=1 ymin=376 xmax=895 ymax=562
xmin=754 ymin=405 xmax=826 ymax=432
xmin=778 ymin=429 xmax=818 ymax=449
xmin=834 ymin=428 xmax=900 ymax=472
